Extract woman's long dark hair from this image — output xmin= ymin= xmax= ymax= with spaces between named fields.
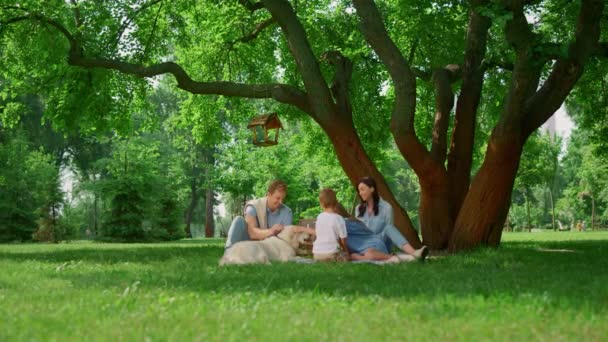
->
xmin=356 ymin=176 xmax=379 ymax=217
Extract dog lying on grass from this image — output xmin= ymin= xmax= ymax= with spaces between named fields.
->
xmin=219 ymin=225 xmax=313 ymax=266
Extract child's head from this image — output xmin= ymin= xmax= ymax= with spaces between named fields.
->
xmin=319 ymin=188 xmax=338 ymax=210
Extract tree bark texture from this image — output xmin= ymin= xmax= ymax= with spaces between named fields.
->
xmin=183 ymin=177 xmax=199 ymax=239
xmin=204 ymin=153 xmax=216 ymax=238
xmin=205 ymin=187 xmax=215 ymax=238
xmin=450 ymin=130 xmax=523 ymax=250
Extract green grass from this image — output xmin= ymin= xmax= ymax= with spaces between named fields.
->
xmin=1 ymin=231 xmax=607 ymax=341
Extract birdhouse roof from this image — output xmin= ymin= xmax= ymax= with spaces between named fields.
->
xmin=247 ymin=112 xmax=283 ymax=129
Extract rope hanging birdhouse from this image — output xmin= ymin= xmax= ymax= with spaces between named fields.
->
xmin=247 ymin=112 xmax=283 ymax=147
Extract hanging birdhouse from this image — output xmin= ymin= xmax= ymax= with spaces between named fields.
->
xmin=247 ymin=112 xmax=283 ymax=147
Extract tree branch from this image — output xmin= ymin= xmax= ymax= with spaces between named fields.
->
xmin=430 ymin=68 xmax=455 ymax=165
xmin=239 ymin=0 xmax=265 ymax=12
xmin=261 ymin=0 xmax=334 ymax=123
xmin=407 ymin=38 xmax=419 ymax=65
xmin=227 ymin=17 xmax=276 ymax=48
xmin=140 ymin=1 xmax=164 ymax=62
xmin=3 ymin=12 xmax=312 ymax=115
xmin=500 ymin=1 xmax=542 ymax=125
xmin=321 ymin=50 xmax=353 ymax=116
xmin=109 ymin=0 xmax=163 ymax=52
xmin=69 ymin=0 xmax=83 ymax=30
xmin=353 ymin=0 xmax=432 ymax=176
xmin=2 ymin=14 xmax=78 ymax=49
xmin=446 ymin=0 xmax=491 ymax=220
xmin=522 ymin=0 xmax=604 ymax=137
xmin=69 ymin=57 xmax=312 ymax=114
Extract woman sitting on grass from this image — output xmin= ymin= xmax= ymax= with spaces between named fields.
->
xmin=334 ymin=203 xmax=402 ymax=263
xmin=352 ymin=176 xmax=428 ymax=261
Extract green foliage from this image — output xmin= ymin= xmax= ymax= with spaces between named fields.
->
xmin=0 ymin=132 xmax=68 ymax=242
xmin=98 ymin=137 xmax=184 ymax=242
xmin=31 ymin=161 xmax=68 ymax=243
xmin=567 ymin=60 xmax=608 ymax=159
xmin=509 ymin=132 xmax=562 ymax=230
xmin=556 ymin=128 xmax=608 ymax=228
xmin=0 ymin=102 xmax=25 ymax=128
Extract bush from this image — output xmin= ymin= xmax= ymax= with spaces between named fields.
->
xmin=0 ymin=134 xmax=65 ymax=242
xmin=101 ymin=187 xmax=146 ymax=241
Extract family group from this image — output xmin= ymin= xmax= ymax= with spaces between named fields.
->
xmin=224 ymin=178 xmax=428 ymax=263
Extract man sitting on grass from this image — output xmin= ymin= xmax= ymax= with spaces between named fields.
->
xmin=225 ymin=179 xmax=294 ymax=249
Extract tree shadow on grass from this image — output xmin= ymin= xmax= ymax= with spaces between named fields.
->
xmin=2 ymin=239 xmax=607 ymax=311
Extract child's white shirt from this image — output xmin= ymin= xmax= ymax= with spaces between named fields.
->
xmin=313 ymin=212 xmax=347 ymax=254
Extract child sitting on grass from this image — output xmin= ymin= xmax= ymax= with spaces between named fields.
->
xmin=313 ymin=188 xmax=350 ymax=262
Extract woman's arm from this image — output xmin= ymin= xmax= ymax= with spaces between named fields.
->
xmin=380 ymin=199 xmax=394 ymax=226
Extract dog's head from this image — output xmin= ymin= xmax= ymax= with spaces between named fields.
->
xmin=278 ymin=225 xmax=311 ymax=250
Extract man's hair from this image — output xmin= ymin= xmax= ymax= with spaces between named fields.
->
xmin=319 ymin=188 xmax=338 ymax=209
xmin=267 ymin=179 xmax=288 ymax=194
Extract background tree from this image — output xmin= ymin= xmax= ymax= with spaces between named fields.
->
xmin=557 ymin=128 xmax=608 ymax=230
xmin=509 ymin=132 xmax=561 ymax=231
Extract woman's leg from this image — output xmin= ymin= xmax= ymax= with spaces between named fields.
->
xmin=363 ymin=248 xmax=394 ymax=261
xmin=350 ymin=248 xmax=393 ymax=261
xmin=384 ymin=224 xmax=428 ymax=260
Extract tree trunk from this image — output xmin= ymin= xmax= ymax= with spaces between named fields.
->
xmin=449 ymin=132 xmax=523 ymax=251
xmin=93 ymin=185 xmax=98 ymax=235
xmin=204 ymin=187 xmax=215 ymax=238
xmin=419 ymin=172 xmax=452 ymax=250
xmin=184 ymin=178 xmax=199 ymax=238
xmin=323 ymin=122 xmax=422 ymax=248
xmin=525 ymin=189 xmax=531 ymax=232
xmin=591 ymin=195 xmax=595 ymax=230
xmin=549 ymin=188 xmax=556 ymax=231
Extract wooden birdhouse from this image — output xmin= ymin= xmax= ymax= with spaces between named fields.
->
xmin=247 ymin=112 xmax=283 ymax=147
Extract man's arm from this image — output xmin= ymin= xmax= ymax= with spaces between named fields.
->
xmin=245 ymin=214 xmax=281 ymax=240
xmin=292 ymin=226 xmax=316 ymax=236
xmin=244 ymin=206 xmax=280 ymax=240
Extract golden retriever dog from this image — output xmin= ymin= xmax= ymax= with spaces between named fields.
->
xmin=219 ymin=225 xmax=313 ymax=266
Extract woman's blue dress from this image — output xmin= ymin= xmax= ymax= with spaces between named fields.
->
xmin=345 ymin=219 xmax=390 ymax=254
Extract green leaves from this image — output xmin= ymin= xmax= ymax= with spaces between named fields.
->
xmin=0 ymin=102 xmax=25 ymax=128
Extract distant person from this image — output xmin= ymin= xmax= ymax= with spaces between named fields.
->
xmin=312 ymin=188 xmax=350 ymax=262
xmin=355 ymin=176 xmax=428 ymax=260
xmin=225 ymin=179 xmax=293 ymax=249
xmin=576 ymin=220 xmax=583 ymax=232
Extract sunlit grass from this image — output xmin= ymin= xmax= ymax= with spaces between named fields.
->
xmin=1 ymin=231 xmax=607 ymax=341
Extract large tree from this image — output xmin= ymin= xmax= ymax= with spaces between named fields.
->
xmin=1 ymin=0 xmax=606 ymax=251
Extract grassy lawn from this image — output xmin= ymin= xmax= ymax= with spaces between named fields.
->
xmin=1 ymin=231 xmax=607 ymax=341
